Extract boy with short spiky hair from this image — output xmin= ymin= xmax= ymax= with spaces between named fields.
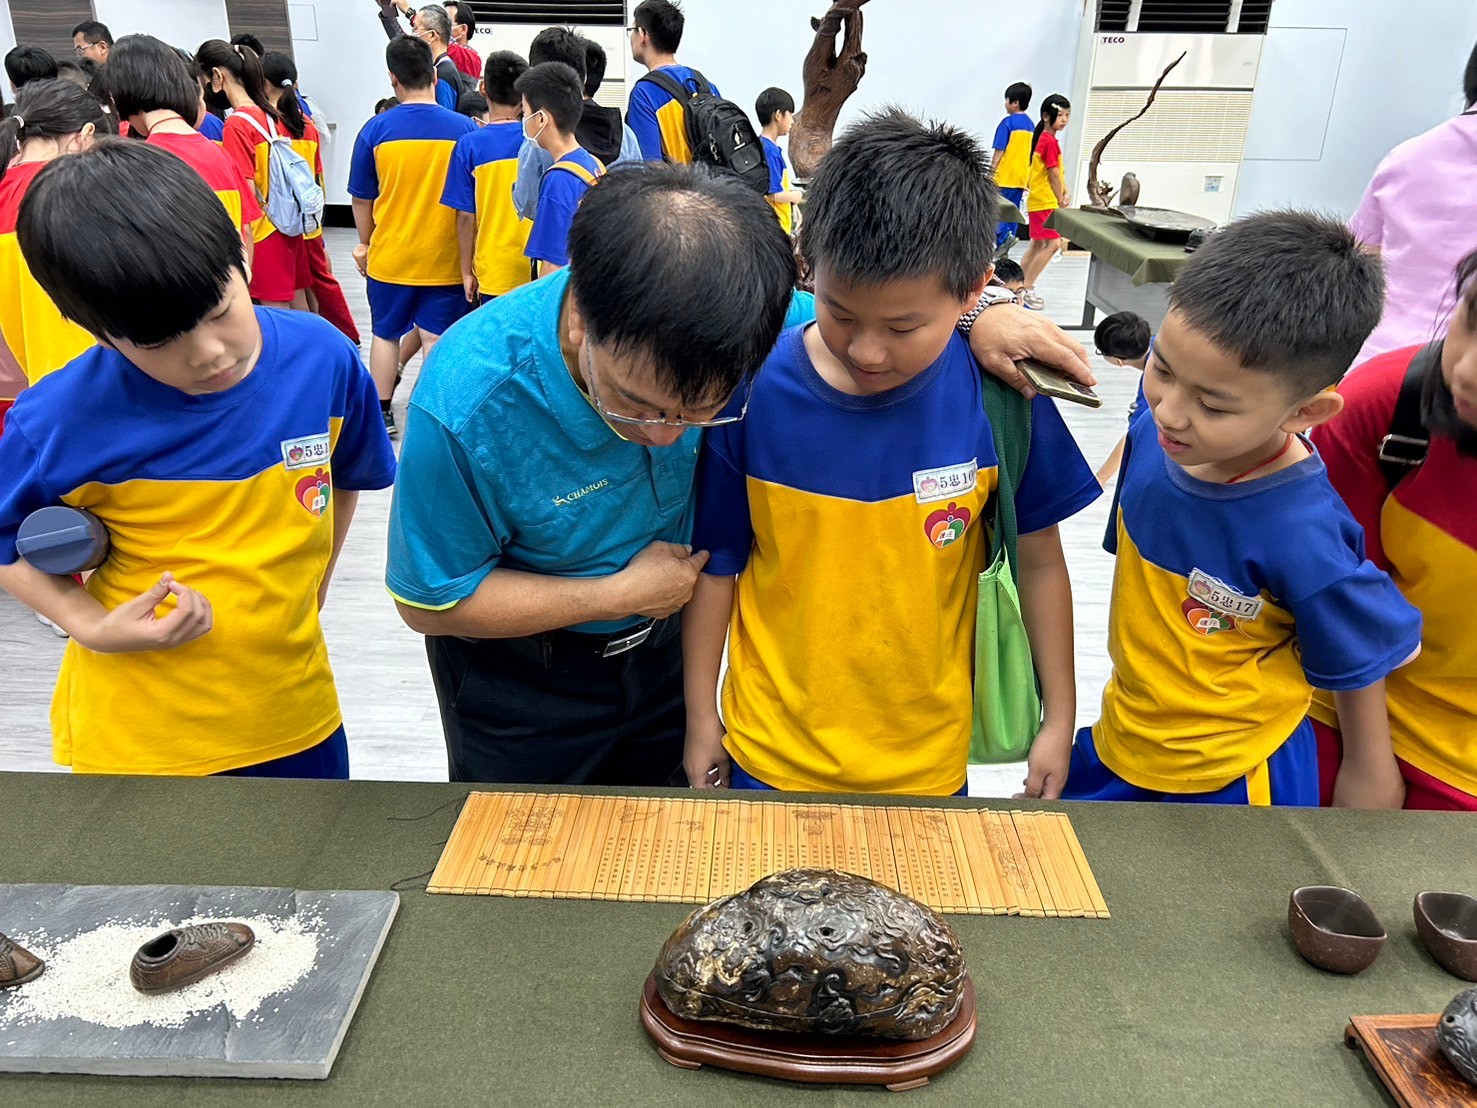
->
xmin=1065 ymin=211 xmax=1421 ymax=808
xmin=683 ymin=108 xmax=1101 ymax=797
xmin=0 ymin=140 xmax=394 ymax=777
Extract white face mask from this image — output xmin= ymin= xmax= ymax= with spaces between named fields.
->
xmin=522 ymin=110 xmax=546 ymax=143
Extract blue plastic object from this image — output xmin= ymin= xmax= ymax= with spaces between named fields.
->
xmin=15 ymin=506 xmax=111 ymax=575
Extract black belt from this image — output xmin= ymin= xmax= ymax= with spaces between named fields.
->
xmin=541 ymin=617 xmax=677 ymax=658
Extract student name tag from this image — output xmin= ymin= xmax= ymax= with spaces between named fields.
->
xmin=1187 ymin=569 xmax=1264 ymax=621
xmin=281 ymin=433 xmax=331 ymax=471
xmin=913 ymin=460 xmax=978 ymax=504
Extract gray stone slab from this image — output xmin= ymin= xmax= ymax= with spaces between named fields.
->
xmin=0 ymin=885 xmax=397 ymax=1079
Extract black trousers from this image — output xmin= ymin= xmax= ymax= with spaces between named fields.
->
xmin=426 ymin=620 xmax=687 ymax=787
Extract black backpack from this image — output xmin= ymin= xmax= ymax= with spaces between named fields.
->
xmin=636 ymin=69 xmax=770 ymax=194
xmin=1375 ymin=341 xmax=1439 ymax=492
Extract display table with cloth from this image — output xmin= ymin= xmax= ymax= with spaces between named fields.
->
xmin=1047 ymin=207 xmax=1193 ymax=331
xmin=0 ymin=772 xmax=1467 ymax=1106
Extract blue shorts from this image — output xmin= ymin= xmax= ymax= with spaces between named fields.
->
xmin=1060 ymin=721 xmax=1318 ymax=806
xmin=367 ymin=278 xmax=469 ymax=341
xmin=729 ymin=761 xmax=968 ymax=798
xmin=219 ymin=725 xmax=349 ymax=780
xmin=997 ymin=186 xmax=1026 ymax=245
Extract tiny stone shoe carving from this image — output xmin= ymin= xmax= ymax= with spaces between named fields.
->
xmin=130 ymin=922 xmax=255 ymax=994
xmin=0 ymin=931 xmax=45 ymax=988
xmin=654 ymin=869 xmax=968 ymax=1041
xmin=1438 ymin=987 xmax=1477 ymax=1087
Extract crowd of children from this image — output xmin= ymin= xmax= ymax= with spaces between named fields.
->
xmin=0 ymin=6 xmax=1472 ymax=814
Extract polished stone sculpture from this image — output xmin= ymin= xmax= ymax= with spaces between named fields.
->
xmin=1438 ymin=987 xmax=1477 ymax=1086
xmin=654 ymin=869 xmax=967 ymax=1041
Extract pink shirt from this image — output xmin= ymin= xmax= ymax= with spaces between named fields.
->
xmin=1349 ymin=110 xmax=1477 ymax=368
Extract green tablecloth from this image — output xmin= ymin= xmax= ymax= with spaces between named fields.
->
xmin=2 ymin=773 xmax=1470 ymax=1106
xmin=997 ymin=199 xmax=1027 ymax=227
xmin=1047 ymin=207 xmax=1192 ymax=286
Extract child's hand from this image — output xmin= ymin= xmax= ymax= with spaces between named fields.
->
xmin=1017 ymin=721 xmax=1073 ymax=800
xmin=1331 ymin=750 xmax=1406 ymax=809
xmin=462 ymin=273 xmax=479 ymax=304
xmin=352 ymin=243 xmax=369 ymax=277
xmin=684 ymin=715 xmax=730 ymax=789
xmin=76 ymin=573 xmax=213 ymax=654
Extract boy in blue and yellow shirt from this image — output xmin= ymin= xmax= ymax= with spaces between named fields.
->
xmin=349 ymin=37 xmax=476 ymax=436
xmin=991 ymin=81 xmax=1033 ymax=249
xmin=1064 ymin=212 xmax=1422 ymax=808
xmin=683 ymin=110 xmax=1101 ymax=797
xmin=756 ymin=86 xmax=804 ymax=235
xmin=0 ymin=141 xmax=394 ymax=778
xmin=517 ymin=62 xmax=604 ymax=276
xmin=440 ymin=50 xmax=533 ymax=305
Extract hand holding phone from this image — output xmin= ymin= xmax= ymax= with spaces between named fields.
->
xmin=1019 ymin=359 xmax=1103 ymax=408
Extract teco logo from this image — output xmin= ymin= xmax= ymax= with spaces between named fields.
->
xmin=1100 ymin=35 xmax=1127 ymax=43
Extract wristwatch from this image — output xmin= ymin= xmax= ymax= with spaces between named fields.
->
xmin=957 ymin=283 xmax=1019 ymax=335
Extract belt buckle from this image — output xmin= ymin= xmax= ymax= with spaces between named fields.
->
xmin=602 ymin=622 xmax=654 ymax=657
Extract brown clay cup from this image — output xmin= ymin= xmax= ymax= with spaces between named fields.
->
xmin=1415 ymin=892 xmax=1477 ymax=981
xmin=1288 ymin=886 xmax=1387 ymax=975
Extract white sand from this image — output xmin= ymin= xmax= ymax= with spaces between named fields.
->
xmin=1 ymin=914 xmax=321 ymax=1030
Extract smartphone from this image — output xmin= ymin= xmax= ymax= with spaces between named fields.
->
xmin=1020 ymin=359 xmax=1103 ymax=408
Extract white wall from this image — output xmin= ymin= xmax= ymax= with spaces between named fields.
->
xmin=675 ymin=0 xmax=1083 ymax=153
xmin=91 ymin=0 xmax=231 ymax=48
xmin=1234 ymin=0 xmax=1477 ymax=217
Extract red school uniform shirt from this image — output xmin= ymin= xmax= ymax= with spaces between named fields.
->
xmin=1310 ymin=346 xmax=1477 ymax=796
xmin=449 ymin=40 xmax=481 ymax=80
xmin=146 ymin=129 xmax=262 ymax=236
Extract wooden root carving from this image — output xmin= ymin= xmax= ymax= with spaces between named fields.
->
xmin=789 ymin=0 xmax=872 ymax=179
xmin=1084 ymin=50 xmax=1186 ymax=209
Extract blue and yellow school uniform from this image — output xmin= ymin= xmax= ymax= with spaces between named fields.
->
xmin=0 ymin=162 xmax=97 ymax=387
xmin=626 ymin=66 xmax=718 ymax=163
xmin=349 ymin=103 xmax=478 ymax=340
xmin=694 ymin=327 xmax=1101 ymax=796
xmin=0 ymin=310 xmax=396 ymax=775
xmin=524 ymin=147 xmax=604 ymax=270
xmin=440 ymin=120 xmax=532 ymax=298
xmin=761 ymin=136 xmax=795 ymax=235
xmin=1066 ymin=412 xmax=1422 ymax=806
xmin=992 ymin=112 xmax=1034 ymax=193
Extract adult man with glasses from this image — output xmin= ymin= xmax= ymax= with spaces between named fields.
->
xmin=71 ymin=21 xmax=112 ymax=65
xmin=387 ymin=165 xmax=1096 ymax=787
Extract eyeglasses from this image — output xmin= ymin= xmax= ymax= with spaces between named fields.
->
xmin=583 ymin=343 xmax=751 ymax=429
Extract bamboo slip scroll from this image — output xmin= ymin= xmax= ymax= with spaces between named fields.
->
xmin=428 ymin=793 xmax=1109 ymax=918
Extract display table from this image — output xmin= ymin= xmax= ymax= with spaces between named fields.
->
xmin=1047 ymin=207 xmax=1194 ymax=331
xmin=997 ymin=198 xmax=1027 ymax=229
xmin=0 ymin=772 xmax=1469 ymax=1106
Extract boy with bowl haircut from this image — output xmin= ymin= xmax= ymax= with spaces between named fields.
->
xmin=0 ymin=141 xmax=395 ymax=777
xmin=1064 ymin=211 xmax=1422 ymax=808
xmin=683 ymin=109 xmax=1102 ymax=797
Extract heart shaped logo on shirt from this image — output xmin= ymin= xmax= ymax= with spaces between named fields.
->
xmin=295 ymin=468 xmax=331 ymax=518
xmin=924 ymin=503 xmax=972 ymax=549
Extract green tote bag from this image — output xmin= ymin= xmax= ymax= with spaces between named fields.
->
xmin=968 ymin=375 xmax=1042 ymax=764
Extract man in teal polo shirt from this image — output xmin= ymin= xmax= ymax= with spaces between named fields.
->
xmin=388 ymin=164 xmax=1096 ymax=786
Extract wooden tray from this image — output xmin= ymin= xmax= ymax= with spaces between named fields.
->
xmin=428 ymin=793 xmax=1109 ymax=918
xmin=640 ymin=972 xmax=976 ymax=1091
xmin=1345 ymin=1013 xmax=1477 ymax=1106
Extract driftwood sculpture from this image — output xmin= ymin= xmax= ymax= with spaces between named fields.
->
xmin=789 ymin=0 xmax=871 ymax=179
xmin=1084 ymin=51 xmax=1186 ymax=209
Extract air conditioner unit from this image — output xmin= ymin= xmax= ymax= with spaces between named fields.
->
xmin=1065 ymin=2 xmax=1272 ymax=223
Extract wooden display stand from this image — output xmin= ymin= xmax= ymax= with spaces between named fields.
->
xmin=1345 ymin=1013 xmax=1477 ymax=1106
xmin=639 ymin=972 xmax=976 ymax=1091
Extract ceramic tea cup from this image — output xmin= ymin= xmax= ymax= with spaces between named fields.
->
xmin=1289 ymin=886 xmax=1387 ymax=975
xmin=1415 ymin=892 xmax=1477 ymax=981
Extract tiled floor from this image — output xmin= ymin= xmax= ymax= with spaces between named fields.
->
xmin=0 ymin=231 xmax=1136 ymax=795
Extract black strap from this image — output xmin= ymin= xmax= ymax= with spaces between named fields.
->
xmin=1376 ymin=342 xmax=1437 ymax=491
xmin=634 ymin=68 xmax=711 ymax=103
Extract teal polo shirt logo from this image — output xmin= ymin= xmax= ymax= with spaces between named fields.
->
xmin=553 ymin=478 xmax=611 ymax=507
